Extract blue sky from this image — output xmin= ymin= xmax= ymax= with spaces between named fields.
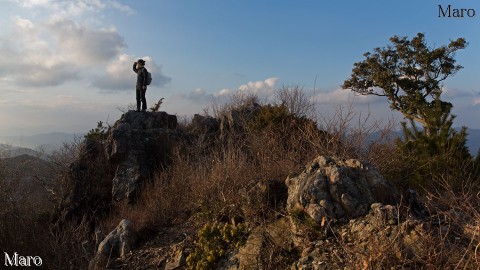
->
xmin=0 ymin=0 xmax=479 ymax=138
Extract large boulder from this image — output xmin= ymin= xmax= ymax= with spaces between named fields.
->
xmin=51 ymin=138 xmax=116 ymax=225
xmin=224 ymin=218 xmax=295 ymax=270
xmin=191 ymin=114 xmax=220 ymax=134
xmin=53 ymin=111 xmax=177 ymax=225
xmin=105 ymin=111 xmax=177 ymax=201
xmin=219 ymin=102 xmax=261 ymax=135
xmin=291 ymin=203 xmax=418 ymax=270
xmin=89 ymin=219 xmax=137 ymax=270
xmin=286 ymin=156 xmax=399 ymax=222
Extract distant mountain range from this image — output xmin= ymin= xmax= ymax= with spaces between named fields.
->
xmin=0 ymin=132 xmax=84 ymax=155
xmin=1 ymin=153 xmax=52 ymax=177
xmin=0 ymin=144 xmax=45 ymax=158
xmin=0 ymin=129 xmax=478 ymax=157
xmin=369 ymin=128 xmax=480 ymax=155
xmin=466 ymin=128 xmax=480 ymax=155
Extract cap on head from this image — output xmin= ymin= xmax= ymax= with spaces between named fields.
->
xmin=137 ymin=59 xmax=146 ymax=65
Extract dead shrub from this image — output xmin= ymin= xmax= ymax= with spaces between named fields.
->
xmin=331 ymin=177 xmax=480 ymax=269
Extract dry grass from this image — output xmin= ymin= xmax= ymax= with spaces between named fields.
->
xmin=104 ymin=91 xmax=405 ymax=253
xmin=1 ymin=88 xmax=478 ymax=269
xmin=324 ymin=175 xmax=480 ymax=270
xmin=0 ymin=142 xmax=94 ymax=269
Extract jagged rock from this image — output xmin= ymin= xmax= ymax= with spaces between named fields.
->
xmin=53 ymin=111 xmax=177 ymax=226
xmin=370 ymin=203 xmax=399 ymax=227
xmin=291 ymin=202 xmax=422 ymax=270
xmin=164 ymin=248 xmax=186 ymax=270
xmin=118 ymin=110 xmax=177 ymax=130
xmin=105 ymin=111 xmax=177 ymax=201
xmin=89 ymin=219 xmax=137 ymax=270
xmin=286 ymin=156 xmax=399 ymax=222
xmin=94 ymin=228 xmax=105 ymax=252
xmin=51 ymin=138 xmax=115 ymax=225
xmin=191 ymin=114 xmax=220 ymax=133
xmin=225 ymin=218 xmax=295 ymax=270
xmin=219 ymin=102 xmax=261 ymax=134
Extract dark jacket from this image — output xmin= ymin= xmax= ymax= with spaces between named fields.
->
xmin=133 ymin=63 xmax=148 ymax=88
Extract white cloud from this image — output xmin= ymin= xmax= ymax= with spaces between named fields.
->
xmin=0 ymin=16 xmax=128 ymax=86
xmin=1 ymin=0 xmax=170 ymax=91
xmin=216 ymin=88 xmax=230 ymax=97
xmin=188 ymin=88 xmax=207 ymax=99
xmin=312 ymin=88 xmax=351 ymax=104
xmin=238 ymin=77 xmax=278 ymax=96
xmin=91 ymin=54 xmax=134 ymax=90
xmin=155 ymin=77 xmax=282 ymax=117
xmin=0 ymin=17 xmax=79 ymax=86
xmin=313 ymin=88 xmax=381 ymax=104
xmin=13 ymin=0 xmax=51 ymax=8
xmin=108 ymin=1 xmax=135 ymax=15
xmin=0 ymin=12 xmax=173 ymax=90
xmin=92 ymin=55 xmax=171 ymax=91
xmin=45 ymin=18 xmax=126 ymax=65
xmin=441 ymin=86 xmax=476 ymax=99
xmin=12 ymin=0 xmax=135 ymax=17
xmin=214 ymin=77 xmax=279 ymax=98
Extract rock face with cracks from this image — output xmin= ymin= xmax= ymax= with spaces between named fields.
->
xmin=105 ymin=111 xmax=177 ymax=202
xmin=89 ymin=219 xmax=137 ymax=270
xmin=286 ymin=156 xmax=400 ymax=222
xmin=90 ymin=155 xmax=470 ymax=270
xmin=52 ymin=111 xmax=177 ymax=226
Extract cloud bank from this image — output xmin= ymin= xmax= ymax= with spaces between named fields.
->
xmin=12 ymin=0 xmax=135 ymax=17
xmin=0 ymin=16 xmax=128 ymax=87
xmin=214 ymin=77 xmax=279 ymax=98
xmin=1 ymin=1 xmax=168 ymax=91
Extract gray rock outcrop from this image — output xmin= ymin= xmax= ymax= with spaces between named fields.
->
xmin=191 ymin=114 xmax=220 ymax=134
xmin=52 ymin=111 xmax=177 ymax=226
xmin=105 ymin=111 xmax=177 ymax=201
xmin=219 ymin=101 xmax=261 ymax=135
xmin=52 ymin=138 xmax=116 ymax=225
xmin=89 ymin=219 xmax=137 ymax=270
xmin=286 ymin=156 xmax=399 ymax=222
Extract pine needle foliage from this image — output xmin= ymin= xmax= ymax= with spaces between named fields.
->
xmin=396 ymin=96 xmax=473 ymax=190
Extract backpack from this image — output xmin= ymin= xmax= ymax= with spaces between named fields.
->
xmin=145 ymin=69 xmax=152 ymax=86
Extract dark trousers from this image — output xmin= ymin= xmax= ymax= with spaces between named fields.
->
xmin=136 ymin=87 xmax=147 ymax=111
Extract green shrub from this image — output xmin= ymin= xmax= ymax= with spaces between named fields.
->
xmin=394 ymin=99 xmax=474 ymax=190
xmin=84 ymin=121 xmax=108 ymax=141
xmin=247 ymin=104 xmax=292 ymax=131
xmin=186 ymin=221 xmax=248 ymax=270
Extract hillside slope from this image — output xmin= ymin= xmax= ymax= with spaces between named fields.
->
xmin=51 ymin=105 xmax=479 ymax=270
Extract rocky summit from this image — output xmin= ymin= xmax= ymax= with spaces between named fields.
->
xmin=99 ymin=155 xmax=451 ymax=270
xmin=52 ymin=110 xmax=177 ymax=225
xmin=45 ymin=104 xmax=477 ymax=270
xmin=105 ymin=111 xmax=177 ymax=201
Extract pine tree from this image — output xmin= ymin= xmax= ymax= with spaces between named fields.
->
xmin=397 ymin=94 xmax=471 ymax=189
xmin=343 ymin=33 xmax=467 ymax=134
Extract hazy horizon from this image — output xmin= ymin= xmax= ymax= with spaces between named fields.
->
xmin=1 ymin=1 xmax=479 ymax=136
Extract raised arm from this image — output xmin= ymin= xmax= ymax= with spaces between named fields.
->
xmin=133 ymin=62 xmax=138 ymax=74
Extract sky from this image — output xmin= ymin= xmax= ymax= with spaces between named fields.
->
xmin=0 ymin=0 xmax=479 ymax=138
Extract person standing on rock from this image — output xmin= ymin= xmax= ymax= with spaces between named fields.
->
xmin=133 ymin=59 xmax=148 ymax=112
